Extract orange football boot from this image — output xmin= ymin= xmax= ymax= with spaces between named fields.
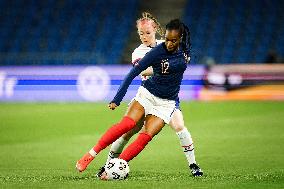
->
xmin=76 ymin=152 xmax=94 ymax=172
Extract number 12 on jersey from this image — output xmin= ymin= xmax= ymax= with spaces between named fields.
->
xmin=161 ymin=59 xmax=169 ymax=74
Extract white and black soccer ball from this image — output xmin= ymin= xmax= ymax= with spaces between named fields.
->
xmin=104 ymin=158 xmax=130 ymax=180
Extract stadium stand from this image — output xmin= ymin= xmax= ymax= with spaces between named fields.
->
xmin=0 ymin=0 xmax=138 ymax=65
xmin=183 ymin=0 xmax=284 ymax=64
xmin=0 ymin=0 xmax=283 ymax=65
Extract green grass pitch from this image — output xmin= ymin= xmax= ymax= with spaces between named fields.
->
xmin=0 ymin=101 xmax=283 ymax=188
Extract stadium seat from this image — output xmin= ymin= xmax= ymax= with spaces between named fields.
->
xmin=183 ymin=0 xmax=284 ymax=64
xmin=0 ymin=0 xmax=138 ymax=65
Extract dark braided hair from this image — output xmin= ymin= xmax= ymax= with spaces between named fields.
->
xmin=166 ymin=19 xmax=191 ymax=60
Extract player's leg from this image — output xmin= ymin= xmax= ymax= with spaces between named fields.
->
xmin=99 ymin=115 xmax=164 ymax=179
xmin=118 ymin=115 xmax=165 ymax=162
xmin=76 ymin=100 xmax=145 ymax=172
xmin=169 ymin=109 xmax=203 ymax=176
xmin=106 ymin=118 xmax=144 ymax=162
xmin=170 ymin=109 xmax=196 ymax=164
xmin=96 ymin=118 xmax=144 ymax=177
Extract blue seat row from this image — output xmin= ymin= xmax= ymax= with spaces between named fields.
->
xmin=0 ymin=0 xmax=138 ymax=65
xmin=183 ymin=0 xmax=284 ymax=64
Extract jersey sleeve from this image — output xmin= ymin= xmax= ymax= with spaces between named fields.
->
xmin=131 ymin=51 xmax=141 ymax=67
xmin=132 ymin=50 xmax=141 ymax=64
xmin=111 ymin=49 xmax=159 ymax=105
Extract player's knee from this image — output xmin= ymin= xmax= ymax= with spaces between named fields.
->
xmin=171 ymin=123 xmax=185 ymax=132
xmin=120 ymin=116 xmax=136 ymax=130
xmin=176 ymin=126 xmax=185 ymax=132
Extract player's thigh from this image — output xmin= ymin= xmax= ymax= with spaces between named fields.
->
xmin=169 ymin=109 xmax=186 ymax=132
xmin=143 ymin=115 xmax=165 ymax=137
xmin=125 ymin=100 xmax=145 ymax=123
xmin=122 ymin=116 xmax=145 ymax=141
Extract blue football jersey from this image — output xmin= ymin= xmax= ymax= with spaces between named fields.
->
xmin=111 ymin=43 xmax=189 ymax=105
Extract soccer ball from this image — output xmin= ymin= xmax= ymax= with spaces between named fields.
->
xmin=104 ymin=158 xmax=130 ymax=180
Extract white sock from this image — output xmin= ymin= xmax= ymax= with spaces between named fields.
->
xmin=106 ymin=137 xmax=128 ymax=163
xmin=89 ymin=148 xmax=97 ymax=157
xmin=176 ymin=128 xmax=196 ymax=165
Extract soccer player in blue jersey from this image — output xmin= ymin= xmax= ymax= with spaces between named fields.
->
xmin=76 ymin=19 xmax=203 ymax=177
xmin=96 ymin=12 xmax=202 ymax=177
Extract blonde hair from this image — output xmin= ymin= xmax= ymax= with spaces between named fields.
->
xmin=136 ymin=12 xmax=165 ymax=38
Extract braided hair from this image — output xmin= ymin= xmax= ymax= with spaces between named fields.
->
xmin=166 ymin=19 xmax=191 ymax=60
xmin=136 ymin=12 xmax=165 ymax=38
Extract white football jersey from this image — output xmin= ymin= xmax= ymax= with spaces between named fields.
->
xmin=131 ymin=40 xmax=163 ymax=80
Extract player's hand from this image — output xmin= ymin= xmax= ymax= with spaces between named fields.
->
xmin=108 ymin=102 xmax=118 ymax=110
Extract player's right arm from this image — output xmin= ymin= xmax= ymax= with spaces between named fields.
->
xmin=140 ymin=67 xmax=153 ymax=76
xmin=108 ymin=102 xmax=117 ymax=110
xmin=110 ymin=49 xmax=159 ymax=107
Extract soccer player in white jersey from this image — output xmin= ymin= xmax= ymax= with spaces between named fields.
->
xmin=94 ymin=13 xmax=203 ymax=177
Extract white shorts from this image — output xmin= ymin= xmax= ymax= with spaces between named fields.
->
xmin=131 ymin=86 xmax=176 ymax=124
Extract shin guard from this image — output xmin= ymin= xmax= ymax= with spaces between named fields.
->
xmin=119 ymin=133 xmax=152 ymax=162
xmin=93 ymin=116 xmax=136 ymax=153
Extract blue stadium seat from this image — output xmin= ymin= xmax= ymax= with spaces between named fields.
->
xmin=183 ymin=0 xmax=284 ymax=64
xmin=0 ymin=0 xmax=138 ymax=65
